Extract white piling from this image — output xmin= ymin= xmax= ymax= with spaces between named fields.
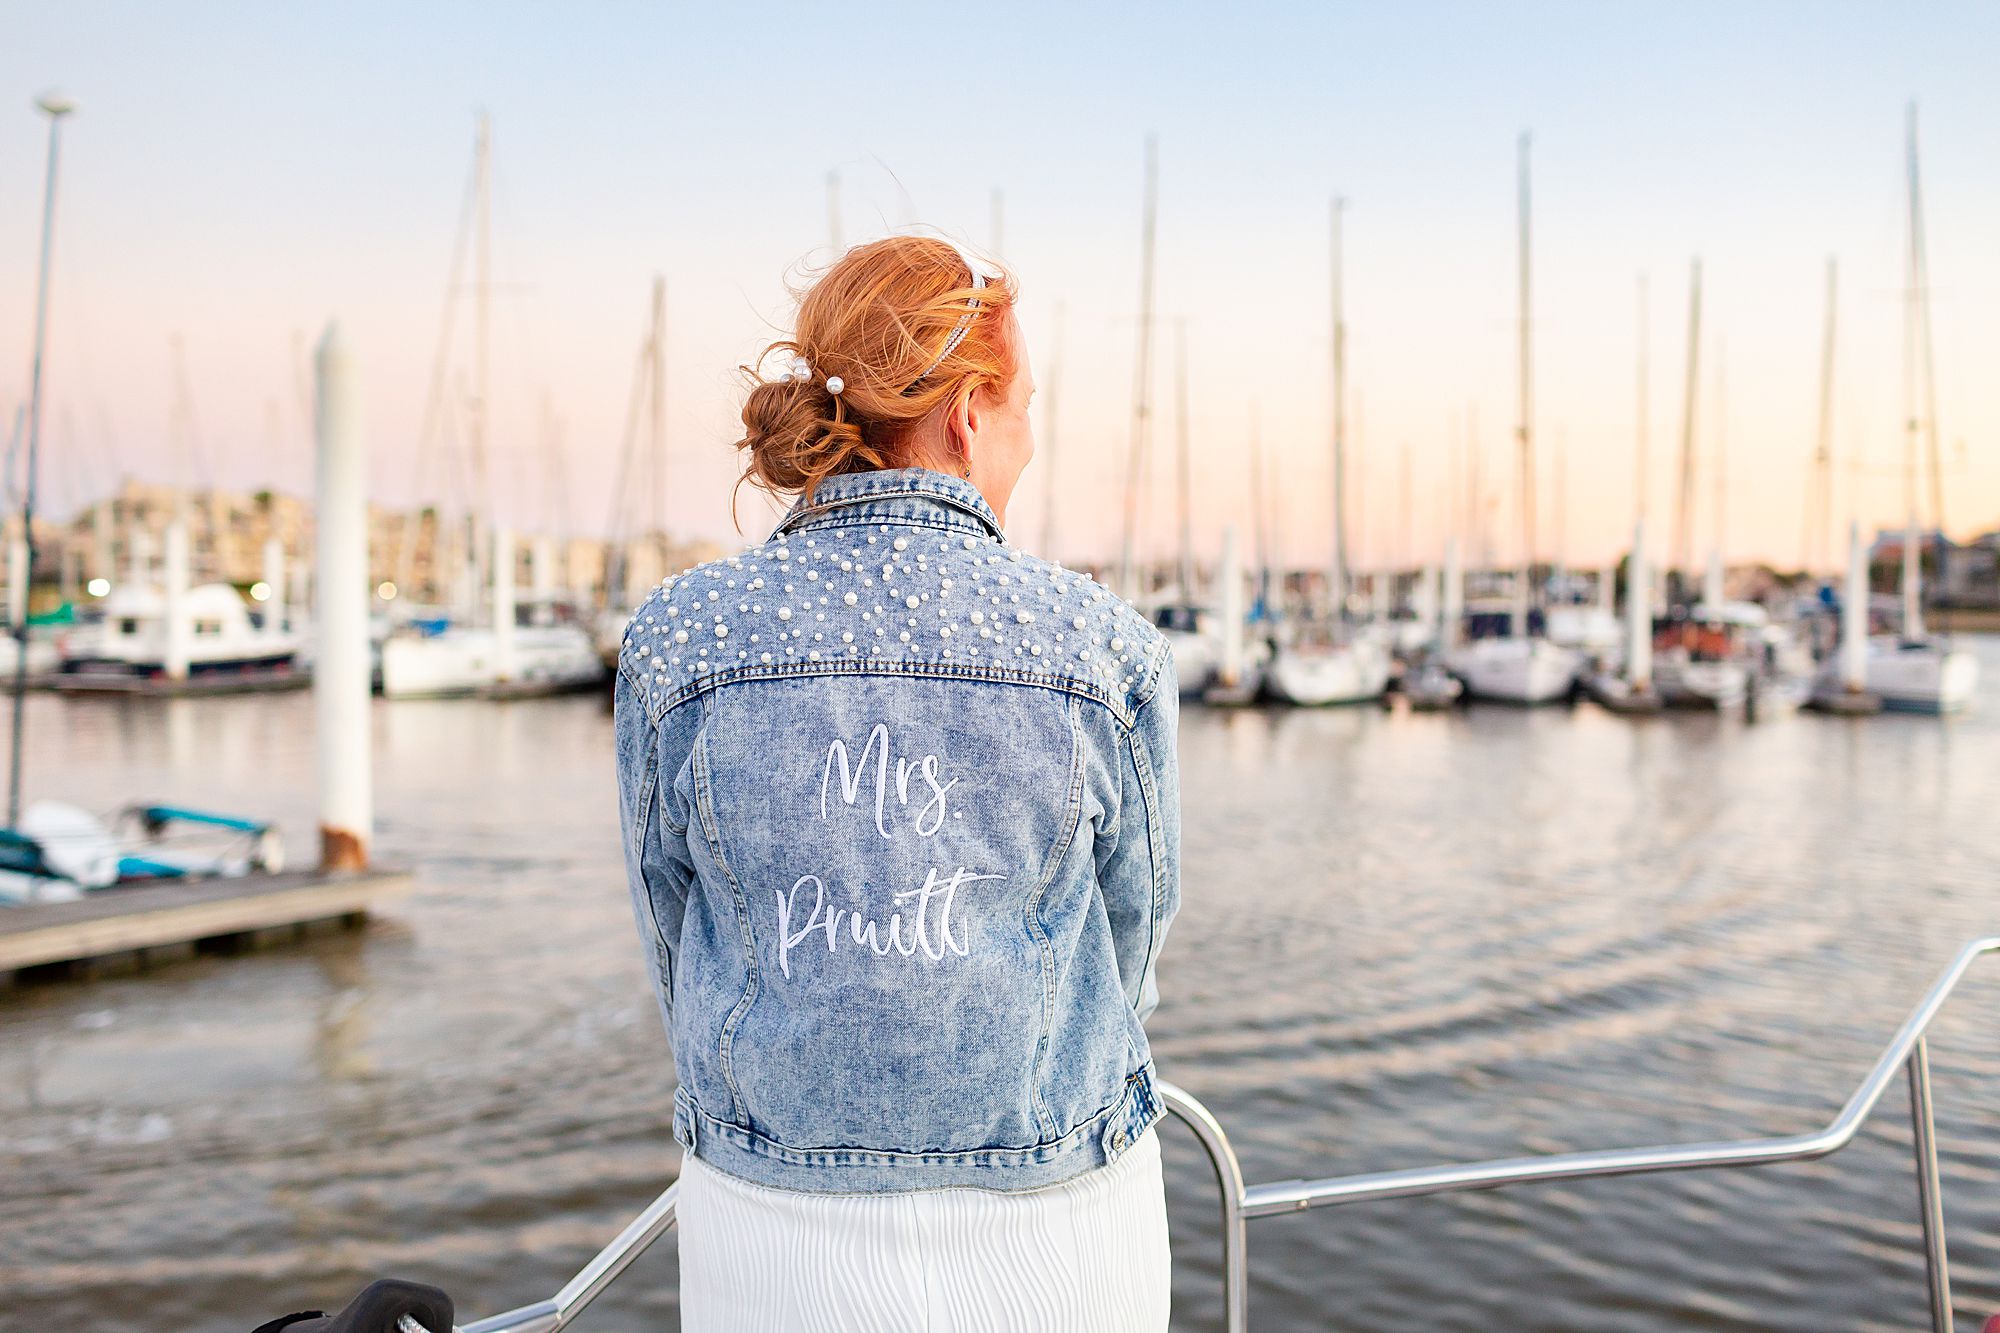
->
xmin=530 ymin=533 xmax=556 ymax=602
xmin=162 ymin=519 xmax=192 ymax=681
xmin=1842 ymin=518 xmax=1868 ymax=692
xmin=1216 ymin=524 xmax=1244 ymax=685
xmin=314 ymin=323 xmax=371 ymax=871
xmin=493 ymin=525 xmax=518 ymax=683
xmin=1441 ymin=537 xmax=1464 ymax=651
xmin=1900 ymin=509 xmax=1923 ymax=641
xmin=91 ymin=501 xmax=113 ymax=586
xmin=1702 ymin=547 xmax=1724 ymax=609
xmin=5 ymin=532 xmax=26 ymax=629
xmin=262 ymin=536 xmax=286 ymax=636
xmin=1417 ymin=563 xmax=1440 ymax=643
xmin=1627 ymin=518 xmax=1652 ymax=688
xmin=126 ymin=523 xmax=152 ymax=589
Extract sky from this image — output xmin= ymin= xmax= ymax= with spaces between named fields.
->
xmin=4 ymin=1 xmax=1999 ymax=572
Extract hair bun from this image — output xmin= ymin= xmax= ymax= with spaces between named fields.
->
xmin=731 ymin=235 xmax=1017 ymax=518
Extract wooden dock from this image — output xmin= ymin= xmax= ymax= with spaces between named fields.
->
xmin=0 ymin=867 xmax=411 ymax=984
xmin=41 ymin=668 xmax=312 ymax=697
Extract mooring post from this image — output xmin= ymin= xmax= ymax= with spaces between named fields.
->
xmin=314 ymin=323 xmax=370 ymax=871
xmin=262 ymin=534 xmax=286 ymax=635
xmin=162 ymin=518 xmax=191 ymax=682
xmin=493 ymin=524 xmax=517 ymax=684
xmin=6 ymin=529 xmax=26 ymax=631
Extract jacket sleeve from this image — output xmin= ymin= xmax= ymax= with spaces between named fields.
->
xmin=1096 ymin=674 xmax=1183 ymax=1025
xmin=613 ymin=657 xmax=698 ymax=1036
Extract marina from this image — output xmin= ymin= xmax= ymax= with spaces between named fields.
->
xmin=7 ymin=7 xmax=2000 ymax=1330
xmin=3 ymin=647 xmax=1999 ymax=1329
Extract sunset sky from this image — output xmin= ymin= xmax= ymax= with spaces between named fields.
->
xmin=4 ymin=2 xmax=1998 ymax=572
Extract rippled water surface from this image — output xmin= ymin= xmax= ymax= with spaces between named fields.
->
xmin=5 ymin=638 xmax=2000 ymax=1331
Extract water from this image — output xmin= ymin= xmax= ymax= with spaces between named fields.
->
xmin=5 ymin=640 xmax=2000 ymax=1331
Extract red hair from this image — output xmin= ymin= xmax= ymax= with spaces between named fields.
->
xmin=734 ymin=235 xmax=1018 ymax=511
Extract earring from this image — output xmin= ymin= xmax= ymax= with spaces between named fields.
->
xmin=962 ymin=466 xmax=972 ymax=478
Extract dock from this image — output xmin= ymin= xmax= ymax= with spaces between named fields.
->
xmin=42 ymin=667 xmax=312 ymax=696
xmin=0 ymin=867 xmax=410 ymax=984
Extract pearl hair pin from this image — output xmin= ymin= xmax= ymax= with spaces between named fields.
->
xmin=782 ymin=355 xmax=843 ymax=396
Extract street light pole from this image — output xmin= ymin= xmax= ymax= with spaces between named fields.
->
xmin=9 ymin=91 xmax=75 ymax=830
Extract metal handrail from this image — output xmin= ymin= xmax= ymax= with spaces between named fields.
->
xmin=462 ymin=935 xmax=1997 ymax=1333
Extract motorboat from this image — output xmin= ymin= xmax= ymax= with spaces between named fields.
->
xmin=1266 ymin=631 xmax=1390 ymax=706
xmin=1446 ymin=633 xmax=1578 ymax=705
xmin=52 ymin=582 xmax=304 ymax=690
xmin=0 ymin=800 xmax=283 ymax=906
xmin=1399 ymin=657 xmax=1463 ymax=711
xmin=379 ymin=599 xmax=605 ymax=699
xmin=1150 ymin=603 xmax=1219 ymax=698
xmin=1861 ymin=636 xmax=1978 ymax=714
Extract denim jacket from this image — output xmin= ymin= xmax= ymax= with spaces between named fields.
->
xmin=613 ymin=468 xmax=1181 ymax=1193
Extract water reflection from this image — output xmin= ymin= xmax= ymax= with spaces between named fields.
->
xmin=2 ymin=644 xmax=1999 ymax=1329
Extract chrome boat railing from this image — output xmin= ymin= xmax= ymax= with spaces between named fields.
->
xmin=463 ymin=934 xmax=1999 ymax=1333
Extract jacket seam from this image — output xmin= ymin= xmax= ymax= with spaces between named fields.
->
xmin=691 ymin=724 xmax=758 ymax=1125
xmin=1124 ymin=693 xmax=1168 ymax=1016
xmin=774 ymin=484 xmax=1008 ymax=540
xmin=629 ymin=733 xmax=675 ymax=1004
xmin=653 ymin=659 xmax=1139 ymax=729
xmin=1021 ymin=694 xmax=1088 ymax=1139
xmin=679 ymin=1062 xmax=1157 ymax=1167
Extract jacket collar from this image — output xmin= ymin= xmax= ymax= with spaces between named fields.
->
xmin=771 ymin=467 xmax=1007 ymax=543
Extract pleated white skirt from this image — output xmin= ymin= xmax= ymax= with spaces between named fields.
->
xmin=675 ymin=1127 xmax=1171 ymax=1332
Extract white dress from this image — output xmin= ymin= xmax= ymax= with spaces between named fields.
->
xmin=675 ymin=1127 xmax=1171 ymax=1332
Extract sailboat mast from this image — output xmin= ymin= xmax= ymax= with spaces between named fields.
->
xmin=1900 ymin=105 xmax=1924 ymax=640
xmin=1909 ymin=102 xmax=1949 ymax=628
xmin=1116 ymin=136 xmax=1158 ymax=600
xmin=1249 ymin=407 xmax=1270 ymax=610
xmin=471 ymin=113 xmax=493 ymax=618
xmin=1714 ymin=341 xmax=1727 ymax=579
xmin=1330 ymin=195 xmax=1349 ymax=621
xmin=649 ymin=276 xmax=667 ymax=569
xmin=1513 ymin=134 xmax=1534 ymax=635
xmin=1173 ymin=320 xmax=1195 ymax=599
xmin=9 ymin=93 xmax=72 ymax=830
xmin=1635 ymin=273 xmax=1649 ymax=528
xmin=1399 ymin=441 xmax=1413 ymax=581
xmin=1807 ymin=258 xmax=1837 ymax=573
xmin=1039 ymin=304 xmax=1063 ymax=559
xmin=1672 ymin=257 xmax=1703 ymax=598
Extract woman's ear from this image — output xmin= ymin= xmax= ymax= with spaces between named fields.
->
xmin=948 ymin=386 xmax=977 ymax=472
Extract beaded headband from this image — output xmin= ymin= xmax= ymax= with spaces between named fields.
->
xmin=903 ymin=263 xmax=988 ymax=395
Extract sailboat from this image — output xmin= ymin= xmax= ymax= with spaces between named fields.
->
xmin=7 ymin=99 xmax=283 ymax=897
xmin=1446 ymin=135 xmax=1577 ymax=705
xmin=1148 ymin=321 xmax=1219 ymax=697
xmin=1398 ymin=558 xmax=1462 ymax=710
xmin=594 ymin=276 xmax=674 ymax=665
xmin=1266 ymin=196 xmax=1390 ymax=707
xmin=1651 ymin=292 xmax=1749 ymax=712
xmin=1202 ymin=524 xmax=1265 ymax=706
xmin=1860 ymin=106 xmax=1978 ymax=714
xmin=378 ymin=117 xmax=602 ymax=700
xmin=1582 ymin=280 xmax=1663 ymax=718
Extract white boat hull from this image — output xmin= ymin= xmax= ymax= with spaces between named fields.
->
xmin=381 ymin=625 xmax=605 ymax=698
xmin=1447 ymin=637 xmax=1578 ymax=705
xmin=1545 ymin=605 xmax=1623 ymax=652
xmin=1863 ymin=638 xmax=1979 ymax=714
xmin=1652 ymin=653 xmax=1749 ymax=711
xmin=1163 ymin=628 xmax=1219 ymax=698
xmin=1266 ymin=640 xmax=1390 ymax=706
